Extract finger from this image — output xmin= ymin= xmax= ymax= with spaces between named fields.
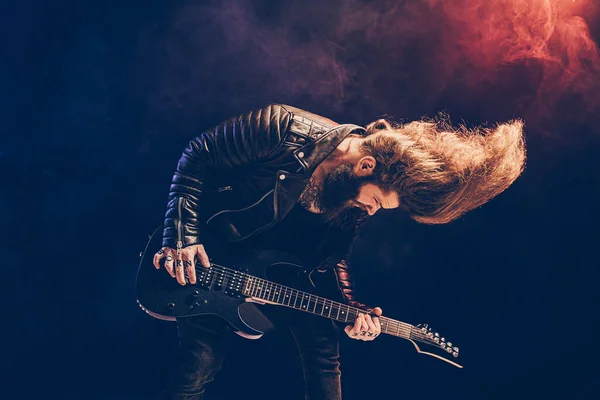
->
xmin=164 ymin=249 xmax=175 ymax=278
xmin=361 ymin=314 xmax=374 ymax=341
xmin=196 ymin=245 xmax=211 ymax=269
xmin=365 ymin=314 xmax=377 ymax=334
xmin=344 ymin=325 xmax=356 ymax=338
xmin=175 ymin=256 xmax=186 ymax=285
xmin=357 ymin=314 xmax=368 ymax=340
xmin=353 ymin=313 xmax=364 ymax=334
xmin=371 ymin=307 xmax=383 ymax=317
xmin=153 ymin=248 xmax=166 ymax=269
xmin=182 ymin=250 xmax=196 ymax=285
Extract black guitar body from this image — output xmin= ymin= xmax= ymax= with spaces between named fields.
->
xmin=135 ymin=226 xmax=313 ymax=339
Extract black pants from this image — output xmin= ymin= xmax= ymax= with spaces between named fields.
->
xmin=163 ymin=307 xmax=342 ymax=400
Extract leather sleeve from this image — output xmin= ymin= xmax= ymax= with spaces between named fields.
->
xmin=162 ymin=104 xmax=293 ymax=249
xmin=333 ymin=259 xmax=372 ymax=312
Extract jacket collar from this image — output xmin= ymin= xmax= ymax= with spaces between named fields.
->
xmin=292 ymin=124 xmax=367 ymax=174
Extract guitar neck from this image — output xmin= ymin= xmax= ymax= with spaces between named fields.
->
xmin=242 ymin=273 xmax=413 ymax=339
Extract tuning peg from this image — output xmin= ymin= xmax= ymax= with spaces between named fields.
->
xmin=447 ymin=342 xmax=452 ymax=347
xmin=434 ymin=332 xmax=439 ymax=337
xmin=441 ymin=337 xmax=446 ymax=342
xmin=453 ymin=347 xmax=459 ymax=353
xmin=452 ymin=352 xmax=459 ymax=358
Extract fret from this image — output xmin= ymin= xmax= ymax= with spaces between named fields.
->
xmin=326 ymin=300 xmax=332 ymax=318
xmin=263 ymin=281 xmax=270 ymax=300
xmin=298 ymin=293 xmax=305 ymax=310
xmin=311 ymin=296 xmax=318 ymax=313
xmin=292 ymin=289 xmax=300 ymax=309
xmin=254 ymin=279 xmax=261 ymax=298
xmin=243 ymin=277 xmax=250 ymax=296
xmin=253 ymin=278 xmax=259 ymax=297
xmin=259 ymin=280 xmax=266 ymax=299
xmin=275 ymin=284 xmax=282 ymax=304
xmin=334 ymin=303 xmax=341 ymax=320
xmin=300 ymin=293 xmax=310 ymax=310
xmin=317 ymin=297 xmax=325 ymax=315
xmin=266 ymin=281 xmax=275 ymax=302
xmin=272 ymin=283 xmax=279 ymax=302
xmin=284 ymin=287 xmax=292 ymax=306
xmin=270 ymin=282 xmax=277 ymax=302
xmin=381 ymin=318 xmax=388 ymax=333
xmin=263 ymin=280 xmax=269 ymax=300
xmin=348 ymin=309 xmax=358 ymax=323
xmin=396 ymin=322 xmax=400 ymax=337
xmin=341 ymin=305 xmax=349 ymax=322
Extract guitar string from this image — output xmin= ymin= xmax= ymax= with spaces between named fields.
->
xmin=164 ymin=263 xmax=454 ymax=351
xmin=170 ymin=263 xmax=417 ymax=339
xmin=194 ymin=262 xmax=412 ymax=331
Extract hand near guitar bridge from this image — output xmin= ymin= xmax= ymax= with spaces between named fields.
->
xmin=153 ymin=244 xmax=210 ymax=285
xmin=344 ymin=307 xmax=382 ymax=341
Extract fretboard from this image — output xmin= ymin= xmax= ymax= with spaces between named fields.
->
xmin=242 ymin=275 xmax=413 ymax=339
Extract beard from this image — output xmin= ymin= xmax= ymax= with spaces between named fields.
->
xmin=299 ymin=162 xmax=371 ymax=230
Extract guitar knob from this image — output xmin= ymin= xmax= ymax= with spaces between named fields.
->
xmin=167 ymin=302 xmax=176 ymax=310
xmin=192 ymin=290 xmax=199 ymax=297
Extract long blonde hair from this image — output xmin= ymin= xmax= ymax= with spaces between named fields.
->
xmin=362 ymin=115 xmax=526 ymax=224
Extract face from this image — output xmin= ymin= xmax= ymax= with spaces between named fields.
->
xmin=316 ymin=160 xmax=400 ymax=227
xmin=353 ymin=183 xmax=400 ymax=216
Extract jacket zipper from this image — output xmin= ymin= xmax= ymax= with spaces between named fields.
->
xmin=176 ymin=197 xmax=183 ymax=254
xmin=206 ymin=188 xmax=273 ymax=223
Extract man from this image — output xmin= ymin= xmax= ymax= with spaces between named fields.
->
xmin=153 ymin=104 xmax=526 ymax=399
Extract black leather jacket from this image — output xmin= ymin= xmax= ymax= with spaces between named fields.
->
xmin=162 ymin=104 xmax=369 ymax=309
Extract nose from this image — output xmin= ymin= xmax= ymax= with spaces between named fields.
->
xmin=367 ymin=204 xmax=380 ymax=216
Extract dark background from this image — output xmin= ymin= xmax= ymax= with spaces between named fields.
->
xmin=2 ymin=0 xmax=600 ymax=399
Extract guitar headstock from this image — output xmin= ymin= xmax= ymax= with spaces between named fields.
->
xmin=408 ymin=324 xmax=462 ymax=368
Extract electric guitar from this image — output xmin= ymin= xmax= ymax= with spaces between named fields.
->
xmin=135 ymin=225 xmax=463 ymax=368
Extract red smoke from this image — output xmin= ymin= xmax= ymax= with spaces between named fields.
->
xmin=426 ymin=0 xmax=600 ymax=128
xmin=159 ymin=0 xmax=600 ymax=136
